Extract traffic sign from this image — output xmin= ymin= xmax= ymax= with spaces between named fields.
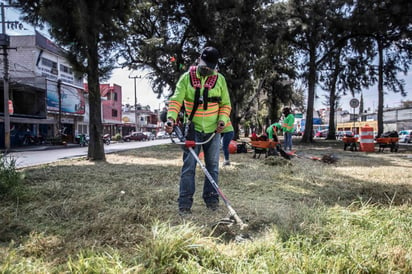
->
xmin=349 ymin=98 xmax=359 ymax=108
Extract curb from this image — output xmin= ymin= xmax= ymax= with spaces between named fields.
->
xmin=2 ymin=144 xmax=79 ymax=153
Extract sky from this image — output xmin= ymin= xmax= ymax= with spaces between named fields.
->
xmin=5 ymin=4 xmax=412 ymax=112
xmin=108 ymin=68 xmax=167 ymax=110
xmin=315 ymin=71 xmax=412 ymax=112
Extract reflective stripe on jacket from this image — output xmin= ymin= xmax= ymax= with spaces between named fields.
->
xmin=222 ymin=121 xmax=234 ymax=133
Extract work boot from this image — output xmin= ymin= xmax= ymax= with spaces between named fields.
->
xmin=206 ymin=203 xmax=219 ymax=211
xmin=178 ymin=208 xmax=192 ymax=217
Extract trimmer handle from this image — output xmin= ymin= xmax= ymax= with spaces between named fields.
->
xmin=166 ymin=121 xmax=186 ymax=142
xmin=173 ymin=125 xmax=186 ymax=142
xmin=166 ymin=121 xmax=216 ymax=147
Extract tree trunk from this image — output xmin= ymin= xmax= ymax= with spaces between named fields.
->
xmin=86 ymin=37 xmax=105 ymax=161
xmin=326 ymin=60 xmax=339 ymax=140
xmin=232 ymin=101 xmax=240 ymax=140
xmin=326 ymin=88 xmax=337 ymax=140
xmin=268 ymin=87 xmax=281 ymax=125
xmin=377 ymin=40 xmax=384 ymax=137
xmin=301 ymin=47 xmax=317 ymax=143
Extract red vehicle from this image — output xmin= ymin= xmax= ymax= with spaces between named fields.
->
xmin=315 ymin=129 xmax=328 ymax=138
xmin=122 ymin=132 xmax=148 ymax=142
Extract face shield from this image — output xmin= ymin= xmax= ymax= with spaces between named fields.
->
xmin=198 ymin=63 xmax=215 ymax=77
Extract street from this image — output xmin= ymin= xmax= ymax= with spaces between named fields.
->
xmin=6 ymin=139 xmax=171 ymax=169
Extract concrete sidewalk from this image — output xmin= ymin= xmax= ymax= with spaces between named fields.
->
xmin=2 ymin=143 xmax=80 ymax=153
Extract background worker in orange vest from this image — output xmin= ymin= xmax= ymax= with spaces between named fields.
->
xmin=281 ymin=107 xmax=295 ymax=151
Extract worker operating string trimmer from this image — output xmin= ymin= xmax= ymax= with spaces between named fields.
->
xmin=163 ymin=46 xmax=247 ymax=231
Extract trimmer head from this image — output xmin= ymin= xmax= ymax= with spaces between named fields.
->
xmin=212 ymin=214 xmax=252 ymax=242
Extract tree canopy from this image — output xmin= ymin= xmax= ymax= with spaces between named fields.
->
xmin=15 ymin=0 xmax=412 ymax=142
xmin=15 ymin=0 xmax=133 ymax=160
xmin=119 ymin=0 xmax=271 ymax=138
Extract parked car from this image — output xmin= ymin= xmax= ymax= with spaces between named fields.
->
xmin=398 ymin=130 xmax=412 ymax=143
xmin=336 ymin=131 xmax=354 ymax=140
xmin=122 ymin=132 xmax=148 ymax=142
xmin=315 ymin=129 xmax=328 ymax=138
xmin=156 ymin=131 xmax=168 ymax=139
xmin=143 ymin=131 xmax=156 ymax=140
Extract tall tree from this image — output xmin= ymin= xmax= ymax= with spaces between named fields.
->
xmin=319 ymin=45 xmax=375 ymax=139
xmin=269 ymin=0 xmax=357 ymax=142
xmin=16 ymin=0 xmax=132 ymax=160
xmin=120 ymin=0 xmax=268 ymax=139
xmin=211 ymin=0 xmax=268 ymax=139
xmin=319 ymin=48 xmax=344 ymax=140
xmin=317 ymin=6 xmax=370 ymax=140
xmin=352 ymin=0 xmax=412 ymax=136
xmin=359 ymin=92 xmax=364 ymax=116
xmin=118 ymin=0 xmax=204 ymax=97
xmin=254 ymin=30 xmax=297 ymax=127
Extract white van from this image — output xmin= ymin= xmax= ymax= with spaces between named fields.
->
xmin=398 ymin=130 xmax=412 ymax=143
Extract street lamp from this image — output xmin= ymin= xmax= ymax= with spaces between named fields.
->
xmin=128 ymin=74 xmax=141 ymax=131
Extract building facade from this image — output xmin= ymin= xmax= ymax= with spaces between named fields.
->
xmin=1 ymin=31 xmax=86 ymax=147
xmin=121 ymin=104 xmax=159 ymax=136
xmin=84 ymin=83 xmax=123 ymax=138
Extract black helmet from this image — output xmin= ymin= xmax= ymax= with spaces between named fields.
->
xmin=199 ymin=46 xmax=219 ymax=69
xmin=282 ymin=107 xmax=290 ymax=116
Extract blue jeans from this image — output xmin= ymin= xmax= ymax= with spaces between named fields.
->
xmin=221 ymin=130 xmax=234 ymax=161
xmin=284 ymin=132 xmax=293 ymax=150
xmin=178 ymin=131 xmax=221 ymax=210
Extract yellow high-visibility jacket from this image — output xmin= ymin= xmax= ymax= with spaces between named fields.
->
xmin=167 ymin=67 xmax=231 ymax=133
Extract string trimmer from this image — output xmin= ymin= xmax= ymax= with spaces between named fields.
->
xmin=168 ymin=122 xmax=248 ymax=232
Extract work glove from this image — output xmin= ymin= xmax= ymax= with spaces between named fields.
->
xmin=216 ymin=121 xmax=225 ymax=133
xmin=165 ymin=118 xmax=174 ymax=134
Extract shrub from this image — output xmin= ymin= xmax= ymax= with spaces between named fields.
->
xmin=0 ymin=153 xmax=24 ymax=197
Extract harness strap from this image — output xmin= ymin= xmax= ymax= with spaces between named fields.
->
xmin=203 ymin=88 xmax=209 ymax=110
xmin=208 ymin=96 xmax=221 ymax=103
xmin=189 ymin=66 xmax=201 ymax=88
xmin=188 ymin=87 xmax=201 ymax=122
xmin=189 ymin=66 xmax=219 ymax=111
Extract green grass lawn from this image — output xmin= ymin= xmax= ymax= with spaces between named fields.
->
xmin=1 ymin=140 xmax=412 ymax=273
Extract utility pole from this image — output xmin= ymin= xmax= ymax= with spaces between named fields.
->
xmin=128 ymin=74 xmax=141 ymax=132
xmin=57 ymin=79 xmax=62 ymax=132
xmin=1 ymin=3 xmax=10 ymax=150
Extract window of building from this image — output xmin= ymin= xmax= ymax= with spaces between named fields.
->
xmin=59 ymin=64 xmax=73 ymax=75
xmin=41 ymin=57 xmax=58 ymax=75
xmin=112 ymin=109 xmax=118 ymax=117
xmin=106 ymin=92 xmax=118 ymax=101
xmin=77 ymin=124 xmax=88 ymax=134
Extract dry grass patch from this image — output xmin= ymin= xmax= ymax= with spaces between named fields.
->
xmin=1 ymin=140 xmax=412 ymax=272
